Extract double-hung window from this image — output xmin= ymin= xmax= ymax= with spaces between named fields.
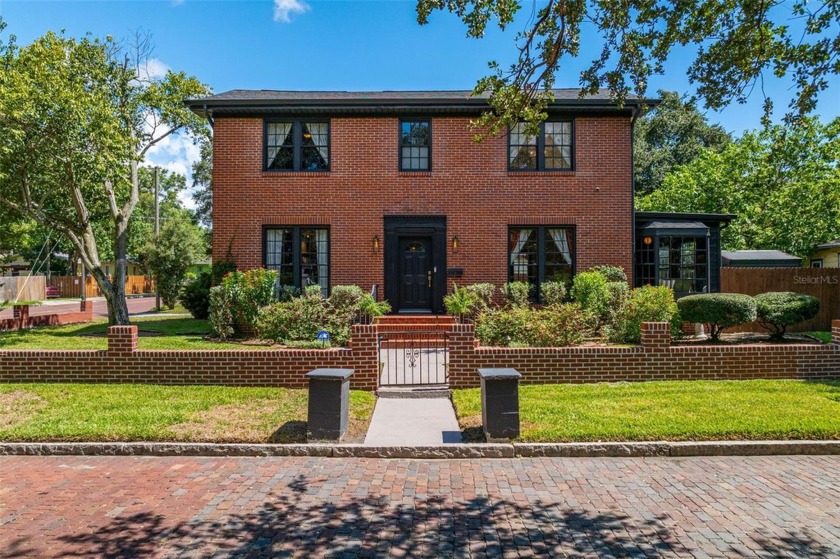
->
xmin=400 ymin=120 xmax=431 ymax=170
xmin=508 ymin=226 xmax=575 ymax=302
xmin=264 ymin=226 xmax=330 ymax=296
xmin=508 ymin=121 xmax=573 ymax=171
xmin=265 ymin=120 xmax=330 ymax=171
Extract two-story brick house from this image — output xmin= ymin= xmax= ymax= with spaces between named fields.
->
xmin=187 ymin=90 xmax=726 ymax=313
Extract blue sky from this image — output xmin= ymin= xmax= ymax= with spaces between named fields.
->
xmin=1 ymin=0 xmax=838 ymax=204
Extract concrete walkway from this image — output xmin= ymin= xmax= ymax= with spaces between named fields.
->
xmin=364 ymin=398 xmax=463 ymax=445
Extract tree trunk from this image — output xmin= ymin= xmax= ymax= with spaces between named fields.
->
xmin=90 ymin=266 xmax=129 ymax=325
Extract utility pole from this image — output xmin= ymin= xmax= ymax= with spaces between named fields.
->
xmin=154 ymin=166 xmax=160 ymax=312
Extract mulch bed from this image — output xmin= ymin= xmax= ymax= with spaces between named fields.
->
xmin=674 ymin=332 xmax=823 ymax=346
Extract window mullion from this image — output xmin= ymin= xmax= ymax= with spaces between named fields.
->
xmin=293 ymin=121 xmax=301 ymax=171
xmin=292 ymin=228 xmax=301 ymax=289
xmin=537 ymin=226 xmax=546 ymax=302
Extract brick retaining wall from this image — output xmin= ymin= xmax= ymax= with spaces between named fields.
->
xmin=447 ymin=321 xmax=840 ymax=389
xmin=1 ymin=321 xmax=838 ymax=390
xmin=0 ymin=301 xmax=94 ymax=332
xmin=0 ymin=324 xmax=380 ymax=391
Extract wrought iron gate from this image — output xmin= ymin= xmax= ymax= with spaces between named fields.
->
xmin=378 ymin=331 xmax=449 ymax=386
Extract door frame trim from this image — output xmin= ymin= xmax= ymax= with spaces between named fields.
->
xmin=383 ymin=216 xmax=446 ymax=314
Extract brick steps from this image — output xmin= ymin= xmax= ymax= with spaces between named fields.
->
xmin=374 ymin=315 xmax=456 ymax=335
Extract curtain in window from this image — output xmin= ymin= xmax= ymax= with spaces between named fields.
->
xmin=267 ymin=123 xmax=293 ymax=165
xmin=306 ymin=123 xmax=329 ymax=160
xmin=316 ymin=229 xmax=328 ymax=295
xmin=548 ymin=228 xmax=572 ymax=265
xmin=509 ymin=229 xmax=531 ymax=265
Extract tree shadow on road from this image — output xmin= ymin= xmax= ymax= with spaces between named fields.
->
xmin=49 ymin=474 xmax=689 ymax=558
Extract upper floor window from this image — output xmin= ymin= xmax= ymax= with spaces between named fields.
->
xmin=508 ymin=121 xmax=573 ymax=171
xmin=400 ymin=120 xmax=430 ymax=171
xmin=265 ymin=120 xmax=330 ymax=172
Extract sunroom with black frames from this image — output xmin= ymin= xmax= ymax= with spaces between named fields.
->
xmin=634 ymin=212 xmax=735 ymax=297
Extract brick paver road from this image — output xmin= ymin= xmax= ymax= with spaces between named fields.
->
xmin=1 ymin=455 xmax=838 ymax=558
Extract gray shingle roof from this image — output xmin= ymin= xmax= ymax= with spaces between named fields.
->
xmin=817 ymin=239 xmax=840 ymax=250
xmin=722 ymin=250 xmax=802 ymax=261
xmin=185 ymin=89 xmax=656 ymax=114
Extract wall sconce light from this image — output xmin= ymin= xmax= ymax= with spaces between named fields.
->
xmin=452 ymin=236 xmax=460 ymax=252
xmin=643 ymin=236 xmax=653 ymax=245
xmin=373 ymin=235 xmax=380 ymax=253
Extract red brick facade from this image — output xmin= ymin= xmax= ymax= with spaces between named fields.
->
xmin=1 ymin=321 xmax=838 ymax=390
xmin=212 ymin=114 xmax=634 ymax=307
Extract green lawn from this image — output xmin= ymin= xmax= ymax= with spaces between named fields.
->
xmin=804 ymin=331 xmax=832 ymax=344
xmin=0 ymin=315 xmax=252 ymax=350
xmin=453 ymin=379 xmax=840 ymax=442
xmin=0 ymin=383 xmax=376 ymax=443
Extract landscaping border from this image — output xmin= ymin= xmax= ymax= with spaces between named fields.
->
xmin=2 ymin=440 xmax=839 ymax=458
xmin=0 ymin=321 xmax=838 ymax=390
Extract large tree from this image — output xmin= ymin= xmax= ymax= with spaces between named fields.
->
xmin=0 ymin=24 xmax=209 ymax=324
xmin=637 ymin=117 xmax=840 ymax=257
xmin=417 ymin=0 xmax=840 ymax=135
xmin=634 ymin=91 xmax=731 ymax=194
xmin=191 ymin=138 xmax=213 ymax=229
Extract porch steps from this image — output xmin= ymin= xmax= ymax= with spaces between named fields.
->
xmin=374 ymin=315 xmax=456 ymax=335
xmin=377 ymin=386 xmax=451 ymax=399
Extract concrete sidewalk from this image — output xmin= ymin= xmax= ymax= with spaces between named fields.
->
xmin=364 ymin=398 xmax=462 ymax=445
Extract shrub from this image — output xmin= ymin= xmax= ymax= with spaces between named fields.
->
xmin=257 ymin=295 xmax=329 ymax=345
xmin=357 ymin=294 xmax=390 ymax=321
xmin=527 ymin=304 xmax=591 ymax=347
xmin=613 ymin=285 xmax=680 ymax=344
xmin=475 ymin=304 xmax=591 ymax=347
xmin=475 ymin=307 xmax=531 ymax=346
xmin=677 ymin=293 xmax=757 ymax=341
xmin=221 ymin=269 xmax=278 ymax=335
xmin=327 ymin=285 xmax=365 ymax=311
xmin=444 ymin=283 xmax=477 ymax=321
xmin=464 ymin=283 xmax=496 ymax=313
xmin=541 ymin=281 xmax=567 ymax=306
xmin=208 ymin=286 xmax=234 ymax=340
xmin=502 ymin=281 xmax=531 ymax=308
xmin=592 ymin=265 xmax=627 ymax=283
xmin=210 ymin=260 xmax=236 ymax=286
xmin=180 ymin=271 xmax=211 ymax=319
xmin=755 ymin=292 xmax=820 ymax=339
xmin=570 ymin=271 xmax=611 ymax=321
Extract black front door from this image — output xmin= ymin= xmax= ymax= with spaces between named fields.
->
xmin=398 ymin=236 xmax=433 ymax=311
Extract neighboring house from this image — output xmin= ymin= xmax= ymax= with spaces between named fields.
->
xmin=721 ymin=250 xmax=803 ymax=268
xmin=809 ymin=240 xmax=840 ymax=268
xmin=70 ymin=259 xmax=145 ymax=277
xmin=0 ymin=255 xmax=32 ymax=276
xmin=186 ymin=90 xmax=729 ymax=312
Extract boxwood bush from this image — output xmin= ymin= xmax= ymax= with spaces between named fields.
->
xmin=180 ymin=271 xmax=211 ymax=319
xmin=611 ymin=285 xmax=680 ymax=343
xmin=475 ymin=303 xmax=591 ymax=347
xmin=677 ymin=293 xmax=757 ymax=341
xmin=755 ymin=291 xmax=820 ymax=339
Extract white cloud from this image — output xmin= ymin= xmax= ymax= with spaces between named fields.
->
xmin=274 ymin=0 xmax=309 ymax=23
xmin=137 ymin=58 xmax=171 ymax=82
xmin=143 ymin=127 xmax=203 ymax=211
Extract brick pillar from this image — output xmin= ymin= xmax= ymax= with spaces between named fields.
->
xmin=832 ymin=320 xmax=840 ymax=345
xmin=640 ymin=322 xmax=671 ymax=350
xmin=448 ymin=323 xmax=479 ymax=389
xmin=12 ymin=305 xmax=29 ymax=330
xmin=108 ymin=325 xmax=138 ymax=356
xmin=79 ymin=300 xmax=94 ymax=321
xmin=349 ymin=324 xmax=379 ymax=390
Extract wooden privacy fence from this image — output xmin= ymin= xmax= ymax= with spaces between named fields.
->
xmin=0 ymin=275 xmax=46 ymax=302
xmin=50 ymin=275 xmax=156 ymax=298
xmin=721 ymin=267 xmax=840 ymax=332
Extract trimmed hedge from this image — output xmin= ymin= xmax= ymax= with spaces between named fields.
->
xmin=677 ymin=293 xmax=757 ymax=341
xmin=755 ymin=291 xmax=820 ymax=339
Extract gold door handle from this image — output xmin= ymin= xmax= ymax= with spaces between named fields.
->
xmin=427 ymin=271 xmax=432 ymax=287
